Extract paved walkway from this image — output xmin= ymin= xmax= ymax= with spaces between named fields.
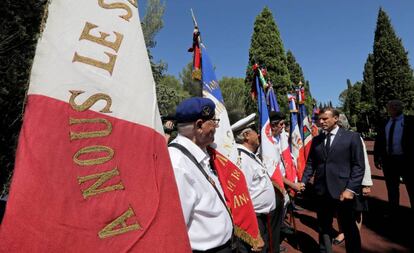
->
xmin=282 ymin=141 xmax=412 ymax=253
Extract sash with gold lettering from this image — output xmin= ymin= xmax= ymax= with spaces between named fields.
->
xmin=200 ymin=45 xmax=262 ymax=248
xmin=0 ymin=1 xmax=191 ymax=252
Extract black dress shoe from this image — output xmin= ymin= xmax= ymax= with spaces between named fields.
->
xmin=279 ymin=245 xmax=287 ymax=252
xmin=292 ymin=204 xmax=304 ymax=211
xmin=333 ymin=237 xmax=345 ymax=245
xmin=280 ymin=225 xmax=295 ymax=235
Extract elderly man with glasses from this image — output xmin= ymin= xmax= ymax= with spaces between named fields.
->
xmin=168 ymin=97 xmax=233 ymax=253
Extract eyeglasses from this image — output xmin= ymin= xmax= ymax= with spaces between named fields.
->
xmin=203 ymin=118 xmax=220 ymax=125
xmin=209 ymin=118 xmax=220 ymax=124
xmin=271 ymin=121 xmax=285 ymax=127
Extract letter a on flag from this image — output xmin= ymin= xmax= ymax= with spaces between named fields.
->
xmin=0 ymin=1 xmax=191 ymax=252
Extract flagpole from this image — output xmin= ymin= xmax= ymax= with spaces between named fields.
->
xmin=190 ymin=9 xmax=202 ymax=43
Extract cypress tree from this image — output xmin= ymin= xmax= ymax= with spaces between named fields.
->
xmin=286 ymin=50 xmax=304 ymax=85
xmin=361 ymin=54 xmax=375 ymax=106
xmin=373 ymin=8 xmax=414 ymax=117
xmin=141 ymin=0 xmax=167 ymax=84
xmin=286 ymin=50 xmax=314 ymax=112
xmin=359 ymin=53 xmax=375 ymax=133
xmin=245 ymin=7 xmax=291 ymax=114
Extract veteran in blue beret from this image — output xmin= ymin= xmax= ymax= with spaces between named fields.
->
xmin=168 ymin=97 xmax=233 ymax=253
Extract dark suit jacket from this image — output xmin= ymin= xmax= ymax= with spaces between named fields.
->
xmin=302 ymin=127 xmax=365 ymax=199
xmin=374 ymin=115 xmax=414 ymax=164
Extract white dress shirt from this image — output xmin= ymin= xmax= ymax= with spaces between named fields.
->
xmin=361 ymin=137 xmax=373 ymax=186
xmin=237 ymin=144 xmax=276 ymax=214
xmin=168 ymin=134 xmax=233 ymax=251
xmin=324 ymin=125 xmax=339 ymax=145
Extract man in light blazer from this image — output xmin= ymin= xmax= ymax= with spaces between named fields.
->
xmin=300 ymin=107 xmax=365 ymax=253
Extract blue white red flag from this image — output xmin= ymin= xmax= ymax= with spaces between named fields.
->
xmin=266 ymin=86 xmax=280 ymax=112
xmin=257 ymin=77 xmax=285 ymax=194
xmin=297 ymin=87 xmax=312 ymax=162
xmin=266 ymin=87 xmax=296 ymax=184
xmin=311 ymin=105 xmax=320 ymax=137
xmin=201 ymin=45 xmax=262 ymax=248
xmin=288 ymin=93 xmax=306 ymax=181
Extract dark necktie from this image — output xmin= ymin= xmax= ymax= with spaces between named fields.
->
xmin=388 ymin=119 xmax=396 ymax=154
xmin=325 ymin=133 xmax=331 ymax=153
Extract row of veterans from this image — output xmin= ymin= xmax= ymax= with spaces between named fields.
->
xmin=162 ymin=97 xmax=412 ymax=253
xmin=166 ymin=97 xmax=298 ymax=253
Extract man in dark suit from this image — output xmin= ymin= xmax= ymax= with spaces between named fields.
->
xmin=374 ymin=100 xmax=414 ymax=216
xmin=300 ymin=107 xmax=365 ymax=253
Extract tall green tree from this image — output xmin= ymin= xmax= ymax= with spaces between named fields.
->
xmin=219 ymin=77 xmax=246 ymax=123
xmin=359 ymin=53 xmax=376 ymax=133
xmin=373 ymin=8 xmax=414 ymax=118
xmin=286 ymin=50 xmax=314 ymax=113
xmin=141 ymin=0 xmax=184 ymax=118
xmin=157 ymin=75 xmax=190 ymax=116
xmin=181 ymin=62 xmax=202 ymax=97
xmin=339 ymin=80 xmax=361 ymax=130
xmin=245 ymin=7 xmax=291 ymax=114
xmin=141 ymin=0 xmax=167 ymax=84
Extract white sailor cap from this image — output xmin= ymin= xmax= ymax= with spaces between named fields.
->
xmin=231 ymin=113 xmax=256 ymax=133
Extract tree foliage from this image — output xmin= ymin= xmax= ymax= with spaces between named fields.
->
xmin=245 ymin=7 xmax=291 ymax=114
xmin=373 ymin=8 xmax=414 ymax=118
xmin=141 ymin=0 xmax=167 ymax=84
xmin=157 ymin=75 xmax=190 ymax=116
xmin=0 ymin=0 xmax=48 ymax=195
xmin=219 ymin=77 xmax=246 ymax=124
xmin=358 ymin=53 xmax=376 ymax=133
xmin=339 ymin=79 xmax=361 ymax=130
xmin=181 ymin=62 xmax=202 ymax=97
xmin=141 ymin=0 xmax=165 ymax=49
xmin=286 ymin=50 xmax=314 ymax=113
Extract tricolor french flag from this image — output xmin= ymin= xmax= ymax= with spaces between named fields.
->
xmin=266 ymin=88 xmax=296 ymax=184
xmin=257 ymin=77 xmax=285 ymax=194
xmin=297 ymin=87 xmax=313 ymax=163
xmin=201 ymin=44 xmax=262 ymax=248
xmin=288 ymin=93 xmax=305 ymax=181
xmin=0 ymin=1 xmax=190 ymax=252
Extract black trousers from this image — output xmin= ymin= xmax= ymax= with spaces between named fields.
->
xmin=237 ymin=191 xmax=283 ymax=253
xmin=270 ymin=190 xmax=284 ymax=253
xmin=316 ymin=195 xmax=360 ymax=253
xmin=383 ymin=155 xmax=414 ymax=213
xmin=192 ymin=240 xmax=232 ymax=253
xmin=237 ymin=212 xmax=271 ymax=253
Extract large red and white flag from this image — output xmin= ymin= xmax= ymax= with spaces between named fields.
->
xmin=0 ymin=1 xmax=191 ymax=252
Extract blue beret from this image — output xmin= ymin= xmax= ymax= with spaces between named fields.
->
xmin=175 ymin=97 xmax=216 ymax=123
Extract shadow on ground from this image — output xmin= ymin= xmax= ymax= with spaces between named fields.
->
xmin=363 ymin=196 xmax=413 ymax=251
xmin=285 ymin=230 xmax=319 ymax=253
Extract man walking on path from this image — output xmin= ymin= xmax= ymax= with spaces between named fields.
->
xmin=300 ymin=107 xmax=365 ymax=253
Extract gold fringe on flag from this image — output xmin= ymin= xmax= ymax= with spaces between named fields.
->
xmin=192 ymin=69 xmax=202 ymax=80
xmin=234 ymin=225 xmax=263 ymax=248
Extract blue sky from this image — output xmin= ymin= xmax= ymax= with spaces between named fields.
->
xmin=138 ymin=0 xmax=414 ymax=106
